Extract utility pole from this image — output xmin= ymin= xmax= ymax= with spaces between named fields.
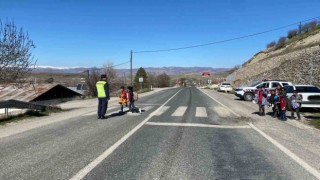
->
xmin=298 ymin=22 xmax=302 ymax=35
xmin=130 ymin=50 xmax=133 ymax=86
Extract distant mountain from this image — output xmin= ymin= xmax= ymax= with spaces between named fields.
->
xmin=33 ymin=66 xmax=230 ymax=75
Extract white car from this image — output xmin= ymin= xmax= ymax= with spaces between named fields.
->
xmin=235 ymin=80 xmax=292 ymax=101
xmin=285 ymin=85 xmax=320 ymax=108
xmin=217 ymin=82 xmax=233 ymax=92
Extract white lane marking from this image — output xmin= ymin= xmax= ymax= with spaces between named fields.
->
xmin=195 ymin=107 xmax=207 ymax=117
xmin=146 ymin=122 xmax=251 ymax=129
xmin=70 ymin=89 xmax=183 ymax=180
xmin=171 ymin=106 xmax=188 ymax=117
xmin=142 ymin=106 xmax=154 ymax=111
xmin=154 ymin=106 xmax=170 ymax=116
xmin=249 ymin=123 xmax=320 ymax=179
xmin=199 ymin=89 xmax=240 ymax=117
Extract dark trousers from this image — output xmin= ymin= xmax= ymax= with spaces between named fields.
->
xmin=129 ymin=100 xmax=138 ymax=112
xmin=280 ymin=110 xmax=287 ymax=120
xmin=258 ymin=103 xmax=265 ymax=115
xmin=98 ymin=98 xmax=108 ymax=117
xmin=291 ymin=108 xmax=301 ymax=119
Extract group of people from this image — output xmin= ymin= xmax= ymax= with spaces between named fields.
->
xmin=118 ymin=86 xmax=140 ymax=114
xmin=255 ymin=85 xmax=302 ymax=121
xmin=96 ymin=74 xmax=140 ymax=119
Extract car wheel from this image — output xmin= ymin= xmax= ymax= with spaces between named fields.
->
xmin=244 ymin=93 xmax=254 ymax=101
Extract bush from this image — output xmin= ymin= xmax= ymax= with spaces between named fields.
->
xmin=275 ymin=37 xmax=287 ymax=50
xmin=266 ymin=41 xmax=277 ymax=48
xmin=287 ymin=29 xmax=298 ymax=39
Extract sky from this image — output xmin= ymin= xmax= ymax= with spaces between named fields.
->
xmin=1 ymin=0 xmax=320 ymax=69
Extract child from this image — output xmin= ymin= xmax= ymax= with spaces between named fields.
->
xmin=256 ymin=86 xmax=268 ymax=116
xmin=127 ymin=86 xmax=140 ymax=113
xmin=118 ymin=86 xmax=127 ymax=113
xmin=280 ymin=94 xmax=287 ymax=121
xmin=269 ymin=90 xmax=278 ymax=117
xmin=290 ymin=90 xmax=302 ymax=120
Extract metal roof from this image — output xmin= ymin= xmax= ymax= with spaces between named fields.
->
xmin=0 ymin=83 xmax=75 ymax=102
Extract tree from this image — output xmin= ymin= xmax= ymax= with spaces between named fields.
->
xmin=103 ymin=62 xmax=117 ymax=82
xmin=287 ymin=29 xmax=298 ymax=39
xmin=266 ymin=41 xmax=276 ymax=48
xmin=0 ymin=19 xmax=36 ymax=83
xmin=134 ymin=67 xmax=149 ymax=90
xmin=308 ymin=21 xmax=318 ymax=30
xmin=84 ymin=68 xmax=100 ymax=97
xmin=156 ymin=73 xmax=171 ymax=87
xmin=275 ymin=37 xmax=287 ymax=50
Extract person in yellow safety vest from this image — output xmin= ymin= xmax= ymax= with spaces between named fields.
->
xmin=96 ymin=74 xmax=110 ymax=119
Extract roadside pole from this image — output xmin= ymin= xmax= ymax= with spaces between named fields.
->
xmin=130 ymin=50 xmax=133 ymax=86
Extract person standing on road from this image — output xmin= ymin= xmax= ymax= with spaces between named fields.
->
xmin=118 ymin=86 xmax=127 ymax=113
xmin=269 ymin=90 xmax=279 ymax=117
xmin=96 ymin=74 xmax=110 ymax=119
xmin=256 ymin=86 xmax=268 ymax=116
xmin=280 ymin=93 xmax=287 ymax=121
xmin=290 ymin=90 xmax=302 ymax=120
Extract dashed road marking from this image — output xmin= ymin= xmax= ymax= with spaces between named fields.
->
xmin=199 ymin=88 xmax=241 ymax=117
xmin=195 ymin=107 xmax=207 ymax=117
xmin=154 ymin=106 xmax=170 ymax=116
xmin=171 ymin=106 xmax=187 ymax=117
xmin=70 ymin=89 xmax=183 ymax=180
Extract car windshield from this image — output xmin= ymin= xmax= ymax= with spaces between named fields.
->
xmin=250 ymin=82 xmax=261 ymax=87
xmin=296 ymin=86 xmax=320 ymax=93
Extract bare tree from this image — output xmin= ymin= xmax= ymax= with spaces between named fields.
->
xmin=287 ymin=29 xmax=298 ymax=39
xmin=266 ymin=41 xmax=277 ymax=48
xmin=103 ymin=62 xmax=117 ymax=82
xmin=308 ymin=20 xmax=318 ymax=30
xmin=156 ymin=73 xmax=171 ymax=87
xmin=0 ymin=19 xmax=36 ymax=83
xmin=275 ymin=37 xmax=287 ymax=50
xmin=84 ymin=68 xmax=100 ymax=97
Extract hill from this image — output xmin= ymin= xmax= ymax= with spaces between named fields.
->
xmin=229 ymin=24 xmax=320 ymax=87
xmin=33 ymin=66 xmax=229 ymax=75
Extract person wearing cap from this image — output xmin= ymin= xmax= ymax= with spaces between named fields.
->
xmin=96 ymin=74 xmax=110 ymax=119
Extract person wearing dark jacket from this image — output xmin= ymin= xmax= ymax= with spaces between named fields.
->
xmin=96 ymin=74 xmax=110 ymax=119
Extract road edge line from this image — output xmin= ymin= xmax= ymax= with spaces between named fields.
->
xmin=198 ymin=88 xmax=241 ymax=117
xmin=70 ymin=88 xmax=183 ymax=180
xmin=248 ymin=123 xmax=320 ymax=179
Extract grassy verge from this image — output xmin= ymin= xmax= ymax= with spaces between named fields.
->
xmin=0 ymin=108 xmax=63 ymax=126
xmin=307 ymin=118 xmax=320 ymax=130
xmin=137 ymin=88 xmax=153 ymax=94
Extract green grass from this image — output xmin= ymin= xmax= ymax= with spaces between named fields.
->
xmin=308 ymin=118 xmax=320 ymax=129
xmin=0 ymin=108 xmax=63 ymax=126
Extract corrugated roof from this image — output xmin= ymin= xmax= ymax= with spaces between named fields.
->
xmin=0 ymin=83 xmax=67 ymax=102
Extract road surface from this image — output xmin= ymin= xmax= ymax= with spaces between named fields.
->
xmin=0 ymin=87 xmax=319 ymax=179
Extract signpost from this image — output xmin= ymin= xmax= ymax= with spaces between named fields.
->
xmin=139 ymin=77 xmax=143 ymax=90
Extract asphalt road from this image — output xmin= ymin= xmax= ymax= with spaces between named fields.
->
xmin=0 ymin=87 xmax=318 ymax=180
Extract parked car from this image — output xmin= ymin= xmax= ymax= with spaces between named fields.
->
xmin=235 ymin=80 xmax=292 ymax=101
xmin=285 ymin=85 xmax=320 ymax=108
xmin=217 ymin=82 xmax=233 ymax=92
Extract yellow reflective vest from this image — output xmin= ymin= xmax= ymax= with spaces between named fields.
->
xmin=96 ymin=81 xmax=107 ymax=98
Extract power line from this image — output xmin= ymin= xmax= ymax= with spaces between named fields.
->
xmin=110 ymin=61 xmax=130 ymax=68
xmin=134 ymin=15 xmax=320 ymax=53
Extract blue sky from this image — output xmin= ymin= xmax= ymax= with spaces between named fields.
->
xmin=1 ymin=0 xmax=319 ymax=69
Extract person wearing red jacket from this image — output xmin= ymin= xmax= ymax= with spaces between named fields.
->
xmin=118 ymin=86 xmax=127 ymax=113
xmin=280 ymin=95 xmax=287 ymax=121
